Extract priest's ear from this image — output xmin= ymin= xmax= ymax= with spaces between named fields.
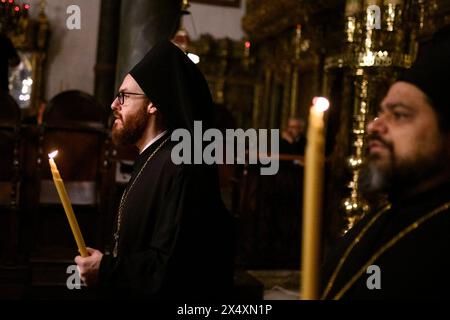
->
xmin=147 ymin=101 xmax=158 ymax=115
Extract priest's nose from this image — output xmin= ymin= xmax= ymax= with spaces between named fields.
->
xmin=367 ymin=116 xmax=387 ymax=136
xmin=111 ymin=97 xmax=120 ymax=111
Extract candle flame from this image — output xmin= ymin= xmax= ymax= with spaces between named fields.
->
xmin=312 ymin=97 xmax=330 ymax=112
xmin=48 ymin=150 xmax=58 ymax=159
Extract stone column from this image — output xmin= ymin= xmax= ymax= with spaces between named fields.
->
xmin=94 ymin=0 xmax=121 ymax=110
xmin=115 ymin=0 xmax=181 ymax=87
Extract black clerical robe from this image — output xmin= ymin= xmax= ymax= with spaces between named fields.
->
xmin=99 ymin=133 xmax=234 ymax=299
xmin=321 ymin=180 xmax=450 ymax=299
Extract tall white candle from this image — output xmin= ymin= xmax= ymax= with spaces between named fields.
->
xmin=301 ymin=97 xmax=329 ymax=300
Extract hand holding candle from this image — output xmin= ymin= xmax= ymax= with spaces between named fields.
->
xmin=48 ymin=151 xmax=88 ymax=257
xmin=301 ymin=97 xmax=329 ymax=300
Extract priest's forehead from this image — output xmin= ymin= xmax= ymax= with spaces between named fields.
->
xmin=119 ymin=74 xmax=146 ymax=94
xmin=380 ymin=81 xmax=430 ymax=112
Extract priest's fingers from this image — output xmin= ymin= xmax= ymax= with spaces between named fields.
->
xmin=74 ymin=250 xmax=102 ymax=287
xmin=74 ymin=255 xmax=82 ymax=265
xmin=74 ymin=256 xmax=86 ymax=283
xmin=86 ymin=247 xmax=97 ymax=255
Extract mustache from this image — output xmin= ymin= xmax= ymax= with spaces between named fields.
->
xmin=366 ymin=133 xmax=393 ymax=150
xmin=113 ymin=112 xmax=122 ymax=120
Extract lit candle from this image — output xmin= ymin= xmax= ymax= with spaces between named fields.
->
xmin=48 ymin=151 xmax=88 ymax=257
xmin=301 ymin=97 xmax=329 ymax=300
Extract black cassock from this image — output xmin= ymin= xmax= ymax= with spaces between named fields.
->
xmin=98 ymin=133 xmax=234 ymax=299
xmin=322 ymin=180 xmax=450 ymax=299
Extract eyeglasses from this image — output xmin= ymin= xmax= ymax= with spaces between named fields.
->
xmin=115 ymin=92 xmax=146 ymax=105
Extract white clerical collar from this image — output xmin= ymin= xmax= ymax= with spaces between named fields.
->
xmin=140 ymin=130 xmax=168 ymax=154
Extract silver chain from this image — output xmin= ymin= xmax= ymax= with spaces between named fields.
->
xmin=112 ymin=136 xmax=171 ymax=257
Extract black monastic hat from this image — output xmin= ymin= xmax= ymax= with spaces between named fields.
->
xmin=129 ymin=40 xmax=214 ymax=133
xmin=400 ymin=25 xmax=450 ymax=128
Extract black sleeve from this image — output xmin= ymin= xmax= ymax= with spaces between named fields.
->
xmin=98 ymin=167 xmax=188 ymax=298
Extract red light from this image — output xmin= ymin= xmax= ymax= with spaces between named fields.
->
xmin=245 ymin=41 xmax=251 ymax=49
xmin=24 ymin=4 xmax=30 ymax=9
xmin=1 ymin=0 xmax=6 ymax=3
xmin=8 ymin=0 xmax=13 ymax=4
xmin=14 ymin=5 xmax=19 ymax=11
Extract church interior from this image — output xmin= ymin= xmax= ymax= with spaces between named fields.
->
xmin=1 ymin=0 xmax=450 ymax=300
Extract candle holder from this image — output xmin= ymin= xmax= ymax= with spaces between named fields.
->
xmin=341 ymin=72 xmax=370 ymax=232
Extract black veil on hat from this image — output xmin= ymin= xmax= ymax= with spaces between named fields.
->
xmin=129 ymin=40 xmax=214 ymax=133
xmin=400 ymin=25 xmax=450 ymax=128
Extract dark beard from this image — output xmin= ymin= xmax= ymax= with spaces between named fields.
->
xmin=360 ymin=134 xmax=447 ymax=198
xmin=112 ymin=107 xmax=148 ymax=146
xmin=359 ymin=152 xmax=394 ymax=196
